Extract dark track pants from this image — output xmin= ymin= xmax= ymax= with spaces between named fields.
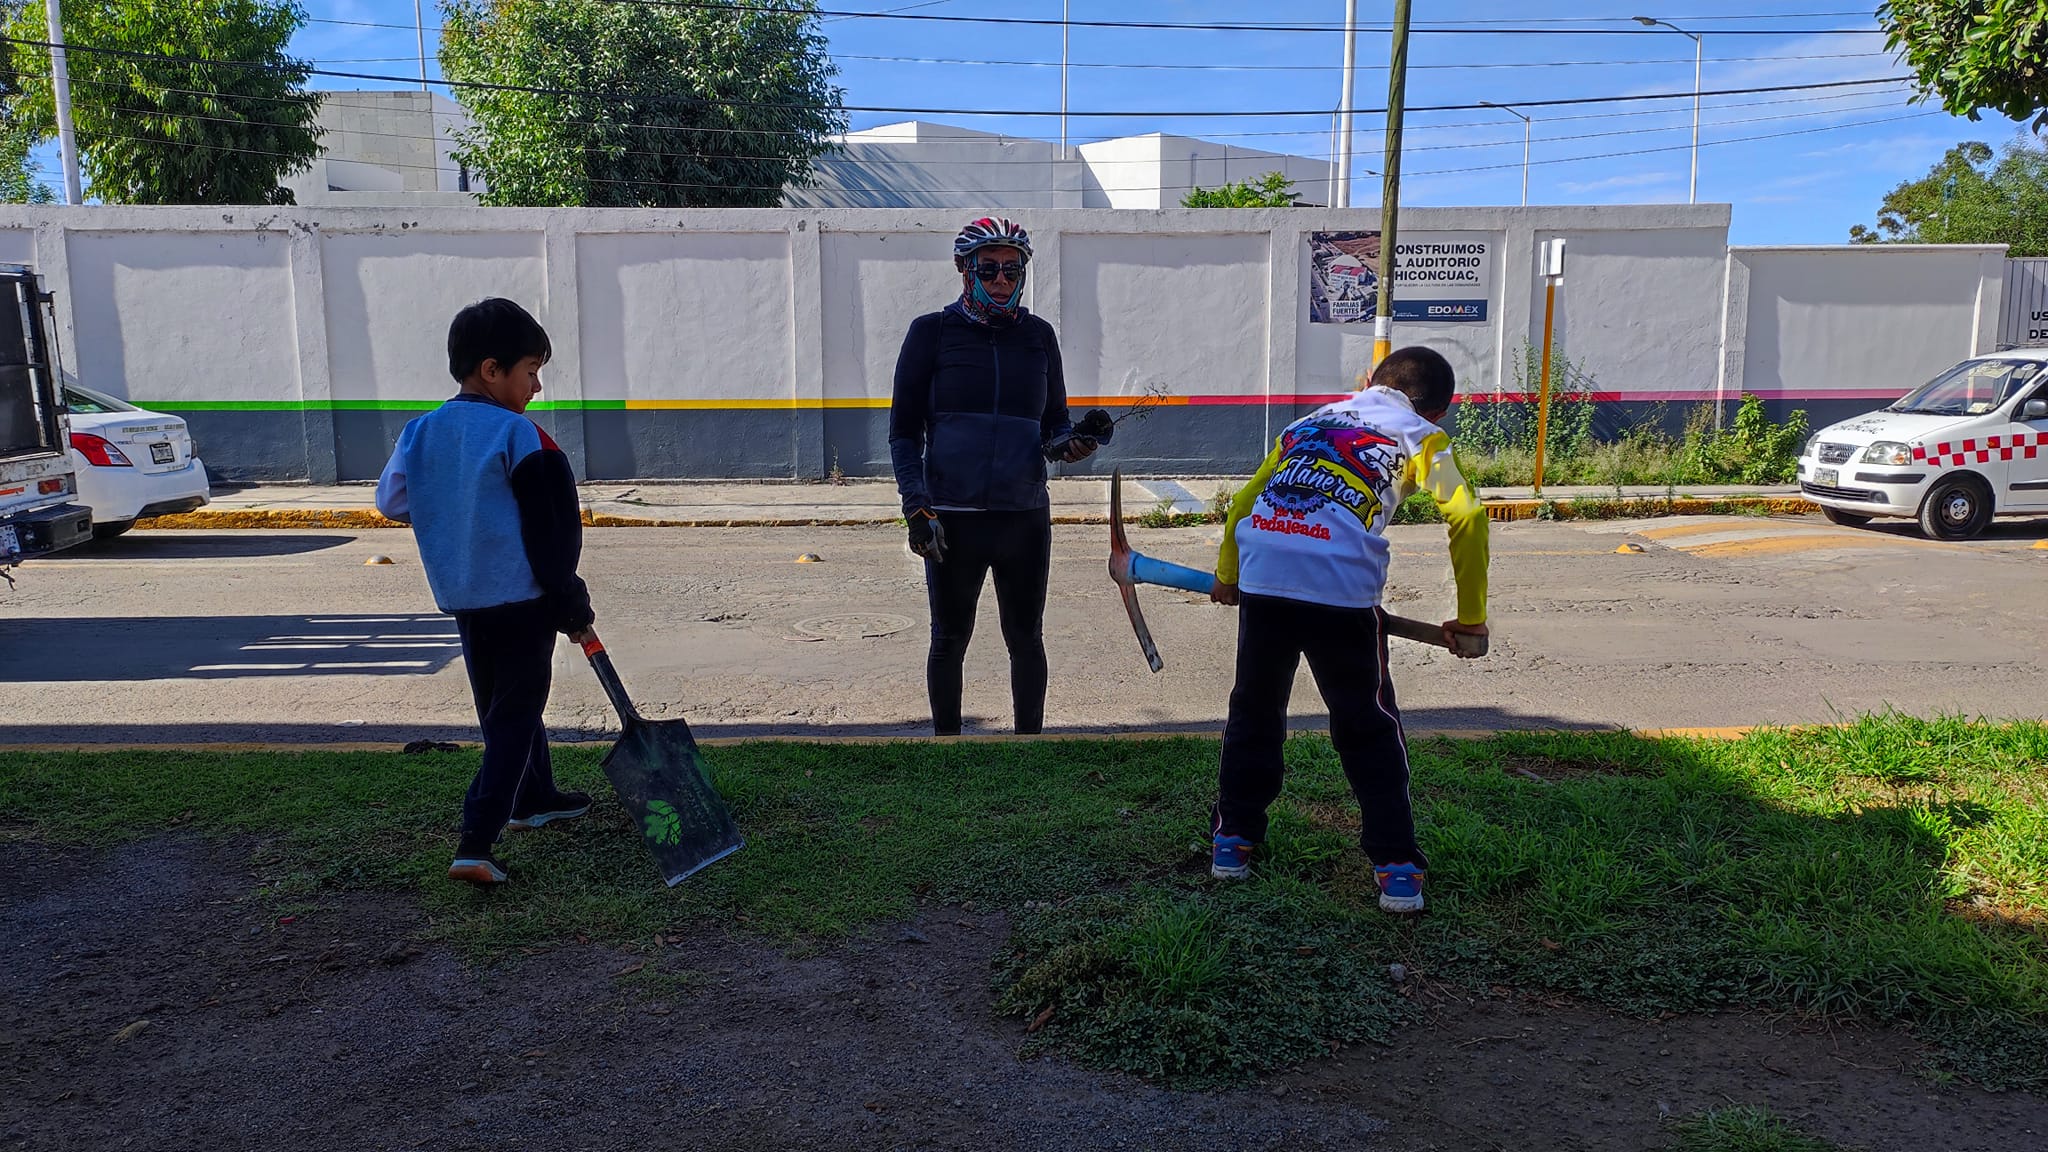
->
xmin=1214 ymin=593 xmax=1427 ymax=868
xmin=453 ymin=598 xmax=562 ymax=856
xmin=924 ymin=508 xmax=1052 ymax=736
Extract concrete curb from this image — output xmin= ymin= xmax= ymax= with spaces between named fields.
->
xmin=0 ymin=726 xmax=1782 ymax=753
xmin=133 ymin=497 xmax=1821 ymax=531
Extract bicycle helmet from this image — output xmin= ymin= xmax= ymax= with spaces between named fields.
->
xmin=953 ymin=217 xmax=1032 ymax=267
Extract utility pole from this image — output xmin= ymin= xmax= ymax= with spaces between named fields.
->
xmin=1372 ymin=0 xmax=1412 ymax=367
xmin=415 ymin=0 xmax=430 ymax=92
xmin=1060 ymin=0 xmax=1070 ymax=157
xmin=44 ymin=0 xmax=81 ymax=205
xmin=1334 ymin=0 xmax=1357 ymax=208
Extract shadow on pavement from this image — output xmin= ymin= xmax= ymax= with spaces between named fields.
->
xmin=0 ymin=614 xmax=462 ymax=681
xmin=0 ymin=706 xmax=1602 ymax=746
xmin=68 ymin=533 xmax=359 ymax=559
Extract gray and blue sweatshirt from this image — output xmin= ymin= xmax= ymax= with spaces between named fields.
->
xmin=374 ymin=393 xmax=593 ymax=632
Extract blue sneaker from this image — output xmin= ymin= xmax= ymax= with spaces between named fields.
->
xmin=1375 ymin=862 xmax=1425 ymax=913
xmin=1211 ymin=834 xmax=1255 ymax=880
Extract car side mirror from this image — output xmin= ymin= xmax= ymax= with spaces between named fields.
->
xmin=2025 ymin=399 xmax=2048 ymax=421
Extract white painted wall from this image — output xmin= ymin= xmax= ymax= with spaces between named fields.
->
xmin=0 ymin=202 xmax=2010 ymax=479
xmin=1724 ymin=246 xmax=2008 ymax=403
xmin=818 ymin=229 xmax=962 ymax=404
xmin=577 ymin=231 xmax=795 ymax=403
xmin=321 ymin=230 xmax=548 ymax=402
xmin=1059 ymin=231 xmax=1270 ymax=399
xmin=64 ymin=230 xmax=300 ymax=406
xmin=1539 ymin=225 xmax=1729 ymax=401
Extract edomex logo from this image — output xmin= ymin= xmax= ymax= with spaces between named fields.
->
xmin=1267 ymin=418 xmax=1403 ymax=526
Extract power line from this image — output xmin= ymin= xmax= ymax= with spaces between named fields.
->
xmin=573 ymin=0 xmax=1889 ymax=37
xmin=37 ymin=84 xmax=1914 ymax=171
xmin=1410 ymin=109 xmax=1940 ymax=179
xmin=829 ymin=49 xmax=1893 ymax=74
xmin=4 ymin=56 xmax=1916 ymax=156
xmin=0 ymin=35 xmax=1909 ymax=120
xmin=3 ymin=62 xmax=1919 ymax=164
xmin=19 ymin=80 xmax=1935 ymax=199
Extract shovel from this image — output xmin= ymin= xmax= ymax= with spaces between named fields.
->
xmin=1108 ymin=469 xmax=1488 ymax=671
xmin=580 ymin=632 xmax=744 ymax=886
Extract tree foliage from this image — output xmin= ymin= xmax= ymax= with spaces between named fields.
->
xmin=439 ymin=0 xmax=845 ymax=208
xmin=1878 ymin=0 xmax=2048 ymax=128
xmin=1181 ymin=171 xmax=1302 ymax=208
xmin=4 ymin=0 xmax=322 ymax=204
xmin=0 ymin=18 xmax=54 ymax=203
xmin=1849 ymin=137 xmax=2048 ymax=255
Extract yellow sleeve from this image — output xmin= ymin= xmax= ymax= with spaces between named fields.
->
xmin=1411 ymin=429 xmax=1489 ymax=624
xmin=1215 ymin=436 xmax=1285 ymax=586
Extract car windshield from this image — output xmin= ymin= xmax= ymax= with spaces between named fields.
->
xmin=63 ymin=386 xmax=138 ymax=414
xmin=1888 ymin=360 xmax=2045 ymax=416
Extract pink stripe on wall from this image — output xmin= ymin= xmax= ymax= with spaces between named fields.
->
xmin=1173 ymin=389 xmax=1905 ymax=406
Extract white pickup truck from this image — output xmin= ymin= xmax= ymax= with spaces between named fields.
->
xmin=1797 ymin=348 xmax=2048 ymax=540
xmin=0 ymin=264 xmax=92 ymax=567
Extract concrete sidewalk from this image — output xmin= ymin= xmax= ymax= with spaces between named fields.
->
xmin=143 ymin=477 xmax=1811 ymax=529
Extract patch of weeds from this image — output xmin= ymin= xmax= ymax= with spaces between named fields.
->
xmin=996 ymin=884 xmax=1405 ymax=1087
xmin=1135 ymin=496 xmax=1218 ymax=529
xmin=1391 ymin=491 xmax=1443 ymax=525
xmin=1670 ymin=1105 xmax=1847 ymax=1152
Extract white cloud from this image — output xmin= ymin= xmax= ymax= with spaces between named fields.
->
xmin=1557 ymin=170 xmax=1678 ymax=194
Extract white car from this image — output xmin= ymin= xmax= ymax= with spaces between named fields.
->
xmin=1797 ymin=349 xmax=2048 ymax=540
xmin=64 ymin=385 xmax=211 ymax=539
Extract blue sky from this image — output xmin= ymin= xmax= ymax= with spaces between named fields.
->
xmin=275 ymin=2 xmax=2027 ymax=241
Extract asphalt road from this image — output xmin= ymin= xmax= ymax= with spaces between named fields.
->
xmin=3 ymin=514 xmax=2045 ymax=744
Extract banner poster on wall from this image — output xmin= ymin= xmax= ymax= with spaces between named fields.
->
xmin=1308 ymin=231 xmax=1492 ymax=325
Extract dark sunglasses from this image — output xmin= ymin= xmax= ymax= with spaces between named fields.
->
xmin=972 ymin=261 xmax=1025 ymax=282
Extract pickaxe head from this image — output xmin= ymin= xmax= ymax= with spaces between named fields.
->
xmin=1108 ymin=469 xmax=1165 ymax=673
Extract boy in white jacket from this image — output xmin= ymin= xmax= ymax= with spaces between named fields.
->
xmin=1207 ymin=346 xmax=1489 ymax=913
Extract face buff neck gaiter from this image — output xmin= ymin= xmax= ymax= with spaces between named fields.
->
xmin=957 ymin=260 xmax=1026 ymax=326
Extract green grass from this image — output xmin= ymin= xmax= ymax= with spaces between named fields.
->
xmin=1 ymin=714 xmax=2043 ymax=1089
xmin=1671 ymin=1106 xmax=1848 ymax=1152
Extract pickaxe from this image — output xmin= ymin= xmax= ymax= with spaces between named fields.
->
xmin=1107 ymin=470 xmax=1488 ymax=672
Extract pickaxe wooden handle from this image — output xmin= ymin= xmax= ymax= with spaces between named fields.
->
xmin=1107 ymin=470 xmax=1487 ymax=672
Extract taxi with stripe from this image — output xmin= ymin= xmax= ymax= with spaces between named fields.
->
xmin=1797 ymin=349 xmax=2048 ymax=540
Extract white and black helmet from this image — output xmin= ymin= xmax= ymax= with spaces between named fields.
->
xmin=953 ymin=217 xmax=1033 ymax=267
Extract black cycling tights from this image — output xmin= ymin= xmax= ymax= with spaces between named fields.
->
xmin=923 ymin=508 xmax=1052 ymax=736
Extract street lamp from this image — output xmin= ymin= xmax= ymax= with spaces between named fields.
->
xmin=1480 ymin=101 xmax=1532 ymax=206
xmin=1633 ymin=15 xmax=1701 ymax=204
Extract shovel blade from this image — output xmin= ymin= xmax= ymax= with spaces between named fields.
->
xmin=599 ymin=715 xmax=744 ymax=887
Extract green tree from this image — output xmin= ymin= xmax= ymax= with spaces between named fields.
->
xmin=0 ymin=19 xmax=54 ymax=203
xmin=4 ymin=0 xmax=322 ymax=204
xmin=1879 ymin=0 xmax=2048 ymax=128
xmin=440 ymin=0 xmax=844 ymax=208
xmin=1181 ymin=170 xmax=1301 ymax=208
xmin=1849 ymin=137 xmax=2048 ymax=255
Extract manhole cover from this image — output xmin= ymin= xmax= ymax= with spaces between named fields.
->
xmin=792 ymin=613 xmax=915 ymax=640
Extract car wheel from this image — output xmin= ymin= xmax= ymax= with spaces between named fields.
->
xmin=1821 ymin=507 xmax=1872 ymax=528
xmin=1918 ymin=477 xmax=1991 ymax=540
xmin=91 ymin=519 xmax=135 ymax=540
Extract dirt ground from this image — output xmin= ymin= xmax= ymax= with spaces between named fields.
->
xmin=3 ymin=837 xmax=2044 ymax=1152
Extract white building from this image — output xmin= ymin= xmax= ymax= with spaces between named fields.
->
xmin=284 ymin=91 xmax=482 ymax=207
xmin=785 ymin=121 xmax=1332 ymax=210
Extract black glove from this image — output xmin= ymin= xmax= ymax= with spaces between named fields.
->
xmin=907 ymin=508 xmax=948 ymax=562
xmin=1074 ymin=408 xmax=1115 ymax=445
